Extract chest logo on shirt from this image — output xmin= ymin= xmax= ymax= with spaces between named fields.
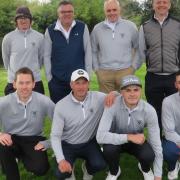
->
xmin=74 ymin=33 xmax=79 ymax=36
xmin=120 ymin=33 xmax=125 ymax=38
xmin=31 ymin=42 xmax=36 ymax=46
xmin=90 ymin=108 xmax=93 ymax=113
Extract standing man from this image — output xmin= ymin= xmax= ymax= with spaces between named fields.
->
xmin=44 ymin=0 xmax=92 ymax=103
xmin=139 ymin=0 xmax=180 ymax=134
xmin=91 ymin=0 xmax=139 ymax=93
xmin=2 ymin=6 xmax=45 ymax=95
xmin=0 ymin=67 xmax=55 ymax=180
xmin=162 ymin=70 xmax=180 ymax=180
xmin=97 ymin=75 xmax=163 ymax=180
xmin=51 ymin=69 xmax=117 ymax=180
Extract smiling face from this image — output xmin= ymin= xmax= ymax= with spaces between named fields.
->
xmin=70 ymin=78 xmax=89 ymax=101
xmin=153 ymin=0 xmax=171 ymax=18
xmin=121 ymin=85 xmax=141 ymax=109
xmin=104 ymin=0 xmax=120 ymax=23
xmin=57 ymin=4 xmax=74 ymax=30
xmin=13 ymin=73 xmax=35 ymax=102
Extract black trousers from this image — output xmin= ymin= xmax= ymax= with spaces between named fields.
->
xmin=103 ymin=141 xmax=155 ymax=175
xmin=0 ymin=135 xmax=49 ymax=180
xmin=4 ymin=81 xmax=45 ymax=95
xmin=145 ymin=72 xmax=177 ymax=135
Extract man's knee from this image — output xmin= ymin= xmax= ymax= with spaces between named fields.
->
xmin=139 ymin=144 xmax=155 ymax=163
xmin=56 ymin=168 xmax=72 ymax=179
xmin=0 ymin=145 xmax=12 ymax=160
xmin=103 ymin=144 xmax=119 ymax=157
xmin=162 ymin=139 xmax=179 ymax=160
xmin=29 ymin=163 xmax=49 ymax=176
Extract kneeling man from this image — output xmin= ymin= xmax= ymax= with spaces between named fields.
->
xmin=97 ymin=75 xmax=162 ymax=180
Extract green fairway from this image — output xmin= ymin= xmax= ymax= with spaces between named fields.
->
xmin=0 ymin=66 xmax=169 ymax=180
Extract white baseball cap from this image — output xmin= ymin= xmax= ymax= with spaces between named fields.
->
xmin=71 ymin=69 xmax=89 ymax=81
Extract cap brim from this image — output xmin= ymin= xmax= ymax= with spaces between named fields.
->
xmin=121 ymin=84 xmax=142 ymax=90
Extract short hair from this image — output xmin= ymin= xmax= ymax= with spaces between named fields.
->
xmin=58 ymin=0 xmax=73 ymax=7
xmin=104 ymin=0 xmax=120 ymax=9
xmin=14 ymin=67 xmax=34 ymax=82
xmin=175 ymin=70 xmax=180 ymax=78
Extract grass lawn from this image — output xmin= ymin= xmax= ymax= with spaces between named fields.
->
xmin=0 ymin=66 xmax=169 ymax=180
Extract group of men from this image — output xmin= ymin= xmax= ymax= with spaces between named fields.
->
xmin=1 ymin=0 xmax=180 ymax=179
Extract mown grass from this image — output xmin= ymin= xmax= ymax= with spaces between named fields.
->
xmin=0 ymin=66 xmax=169 ymax=180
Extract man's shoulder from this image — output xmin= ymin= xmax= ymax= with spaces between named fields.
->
xmin=168 ymin=15 xmax=180 ymax=22
xmin=120 ymin=18 xmax=137 ymax=27
xmin=30 ymin=29 xmax=43 ymax=38
xmin=140 ymin=99 xmax=156 ymax=114
xmin=92 ymin=21 xmax=105 ymax=32
xmin=32 ymin=91 xmax=53 ymax=104
xmin=3 ymin=30 xmax=17 ymax=40
xmin=163 ymin=92 xmax=178 ymax=104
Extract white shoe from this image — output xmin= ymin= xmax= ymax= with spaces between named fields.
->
xmin=106 ymin=167 xmax=121 ymax=180
xmin=168 ymin=161 xmax=180 ymax=180
xmin=138 ymin=163 xmax=154 ymax=180
xmin=82 ymin=162 xmax=93 ymax=180
xmin=65 ymin=169 xmax=76 ymax=180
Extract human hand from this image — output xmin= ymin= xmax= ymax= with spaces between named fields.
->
xmin=58 ymin=159 xmax=72 ymax=173
xmin=0 ymin=133 xmax=13 ymax=146
xmin=127 ymin=133 xmax=145 ymax=144
xmin=154 ymin=176 xmax=161 ymax=180
xmin=105 ymin=91 xmax=117 ymax=107
xmin=34 ymin=142 xmax=46 ymax=151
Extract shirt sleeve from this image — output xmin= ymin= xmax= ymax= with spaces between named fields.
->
xmin=146 ymin=105 xmax=163 ymax=178
xmin=162 ymin=97 xmax=180 ymax=144
xmin=96 ymin=105 xmax=128 ymax=145
xmin=130 ymin=23 xmax=140 ymax=70
xmin=138 ymin=25 xmax=146 ymax=67
xmin=44 ymin=28 xmax=52 ymax=82
xmin=2 ymin=35 xmax=11 ymax=69
xmin=50 ymin=104 xmax=65 ymax=163
xmin=38 ymin=35 xmax=44 ymax=69
xmin=91 ymin=27 xmax=99 ymax=71
xmin=83 ymin=24 xmax=92 ymax=76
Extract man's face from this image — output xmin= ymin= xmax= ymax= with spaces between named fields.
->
xmin=70 ymin=78 xmax=89 ymax=100
xmin=175 ymin=75 xmax=180 ymax=91
xmin=13 ymin=74 xmax=35 ymax=101
xmin=121 ymin=85 xmax=141 ymax=109
xmin=16 ymin=17 xmax=31 ymax=31
xmin=153 ymin=0 xmax=171 ymax=17
xmin=104 ymin=1 xmax=120 ymax=23
xmin=57 ymin=4 xmax=74 ymax=28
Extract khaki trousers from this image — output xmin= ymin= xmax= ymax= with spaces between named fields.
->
xmin=96 ymin=67 xmax=134 ymax=93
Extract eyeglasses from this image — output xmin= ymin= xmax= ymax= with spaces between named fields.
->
xmin=60 ymin=10 xmax=74 ymax=14
xmin=106 ymin=9 xmax=118 ymax=13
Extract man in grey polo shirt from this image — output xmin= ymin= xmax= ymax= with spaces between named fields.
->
xmin=51 ymin=69 xmax=117 ymax=180
xmin=97 ymin=75 xmax=162 ymax=180
xmin=162 ymin=70 xmax=180 ymax=180
xmin=0 ymin=67 xmax=55 ymax=180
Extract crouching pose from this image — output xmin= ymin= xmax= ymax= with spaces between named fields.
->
xmin=51 ymin=69 xmax=118 ymax=180
xmin=0 ymin=67 xmax=55 ymax=180
xmin=162 ymin=71 xmax=180 ymax=180
xmin=97 ymin=75 xmax=163 ymax=180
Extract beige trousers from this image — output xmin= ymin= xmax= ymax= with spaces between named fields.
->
xmin=96 ymin=67 xmax=134 ymax=93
